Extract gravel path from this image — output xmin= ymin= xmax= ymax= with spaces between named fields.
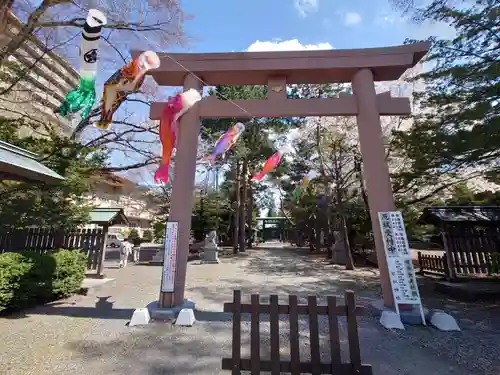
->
xmin=0 ymin=244 xmax=498 ymax=375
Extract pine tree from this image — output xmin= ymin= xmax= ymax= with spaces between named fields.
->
xmin=0 ymin=117 xmax=105 ymax=228
xmin=393 ymin=0 xmax=500 ymax=186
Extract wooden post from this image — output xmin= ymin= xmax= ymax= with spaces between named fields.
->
xmin=96 ymin=224 xmax=109 ymax=278
xmin=441 ymin=230 xmax=456 ymax=280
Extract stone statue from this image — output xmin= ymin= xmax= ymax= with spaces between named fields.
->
xmin=331 ymin=231 xmax=347 ymax=265
xmin=204 ymin=230 xmax=218 ymax=249
xmin=202 ymin=230 xmax=219 ymax=264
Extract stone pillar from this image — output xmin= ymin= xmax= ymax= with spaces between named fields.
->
xmin=160 ymin=73 xmax=202 ymax=308
xmin=351 ymin=68 xmax=395 ymax=308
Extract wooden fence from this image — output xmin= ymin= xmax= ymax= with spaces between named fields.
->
xmin=417 ymin=252 xmax=449 ymax=276
xmin=222 ymin=290 xmax=372 ymax=375
xmin=418 ymin=226 xmax=500 ymax=279
xmin=0 ymin=228 xmax=105 ymax=271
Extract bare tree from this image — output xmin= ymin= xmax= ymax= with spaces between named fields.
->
xmin=0 ymin=0 xmax=190 ymax=176
xmin=2 ymin=0 xmax=188 ymax=64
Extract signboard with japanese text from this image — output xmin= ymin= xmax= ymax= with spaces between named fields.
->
xmin=161 ymin=221 xmax=179 ymax=292
xmin=378 ymin=211 xmax=410 ymax=259
xmin=378 ymin=211 xmax=425 ymax=324
xmin=387 ymin=257 xmax=421 ymax=304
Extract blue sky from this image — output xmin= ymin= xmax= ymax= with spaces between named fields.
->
xmin=114 ymin=0 xmax=456 ymax=185
xmin=174 ymin=0 xmax=455 ymax=53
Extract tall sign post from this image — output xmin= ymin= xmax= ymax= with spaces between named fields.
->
xmin=378 ymin=211 xmax=426 ymax=325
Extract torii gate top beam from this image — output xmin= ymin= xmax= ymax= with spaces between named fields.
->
xmin=132 ymin=42 xmax=429 ymax=86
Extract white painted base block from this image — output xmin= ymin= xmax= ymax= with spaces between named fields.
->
xmin=429 ymin=311 xmax=461 ymax=331
xmin=174 ymin=308 xmax=196 ymax=327
xmin=380 ymin=310 xmax=405 ymax=330
xmin=129 ymin=308 xmax=151 ymax=327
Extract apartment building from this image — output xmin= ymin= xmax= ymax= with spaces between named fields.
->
xmin=0 ymin=11 xmax=78 ymax=136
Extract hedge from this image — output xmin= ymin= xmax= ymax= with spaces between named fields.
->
xmin=0 ymin=249 xmax=87 ymax=312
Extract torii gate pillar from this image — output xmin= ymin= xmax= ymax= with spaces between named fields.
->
xmin=352 ymin=68 xmax=396 ymax=307
xmin=160 ymin=73 xmax=202 ymax=308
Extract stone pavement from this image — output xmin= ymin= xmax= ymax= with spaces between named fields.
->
xmin=0 ymin=245 xmax=498 ymax=375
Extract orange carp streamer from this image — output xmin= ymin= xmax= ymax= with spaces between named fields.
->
xmin=154 ymin=89 xmax=201 ymax=184
xmin=96 ymin=51 xmax=160 ymax=130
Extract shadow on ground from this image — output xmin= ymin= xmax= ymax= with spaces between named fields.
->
xmin=65 ymin=322 xmax=238 ymax=375
xmin=3 ymin=296 xmax=135 ymax=320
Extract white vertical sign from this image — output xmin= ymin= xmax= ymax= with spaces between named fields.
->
xmin=161 ymin=221 xmax=179 ymax=292
xmin=378 ymin=211 xmax=426 ymax=325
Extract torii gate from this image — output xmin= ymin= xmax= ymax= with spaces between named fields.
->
xmin=138 ymin=42 xmax=430 ymax=309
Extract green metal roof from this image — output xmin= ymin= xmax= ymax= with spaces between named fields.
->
xmin=88 ymin=207 xmax=130 ymax=226
xmin=0 ymin=140 xmax=64 ymax=184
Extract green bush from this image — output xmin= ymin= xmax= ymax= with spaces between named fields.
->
xmin=51 ymin=249 xmax=87 ymax=297
xmin=0 ymin=249 xmax=86 ymax=312
xmin=142 ymin=229 xmax=153 ymax=242
xmin=128 ymin=228 xmax=140 ymax=241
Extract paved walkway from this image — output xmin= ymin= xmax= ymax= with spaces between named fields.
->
xmin=0 ymin=245 xmax=498 ymax=374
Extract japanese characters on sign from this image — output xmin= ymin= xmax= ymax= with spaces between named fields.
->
xmin=378 ymin=211 xmax=422 ymax=305
xmin=378 ymin=211 xmax=410 ymax=258
xmin=387 ymin=257 xmax=421 ymax=304
xmin=161 ymin=221 xmax=179 ymax=292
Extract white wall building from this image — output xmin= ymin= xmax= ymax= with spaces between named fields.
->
xmin=86 ymin=172 xmax=155 ymax=237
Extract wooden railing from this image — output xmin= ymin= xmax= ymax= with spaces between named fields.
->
xmin=222 ymin=290 xmax=372 ymax=375
xmin=417 ymin=252 xmax=449 ymax=276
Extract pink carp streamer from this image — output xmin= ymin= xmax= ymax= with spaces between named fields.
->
xmin=251 ymin=151 xmax=282 ymax=182
xmin=205 ymin=122 xmax=245 ymax=164
xmin=154 ymin=89 xmax=201 ymax=184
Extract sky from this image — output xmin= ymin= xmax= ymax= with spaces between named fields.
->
xmin=117 ymin=0 xmax=457 ymax=186
xmin=175 ymin=0 xmax=455 ymax=53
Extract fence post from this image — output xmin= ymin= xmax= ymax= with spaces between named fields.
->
xmin=417 ymin=252 xmax=423 ymax=274
xmin=441 ymin=232 xmax=456 ymax=280
xmin=231 ymin=290 xmax=242 ymax=375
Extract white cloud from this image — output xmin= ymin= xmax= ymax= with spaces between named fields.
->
xmin=247 ymin=39 xmax=333 ymax=52
xmin=344 ymin=11 xmax=362 ymax=26
xmin=294 ymin=0 xmax=318 ymax=17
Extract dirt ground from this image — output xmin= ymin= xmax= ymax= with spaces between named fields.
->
xmin=0 ymin=244 xmax=498 ymax=375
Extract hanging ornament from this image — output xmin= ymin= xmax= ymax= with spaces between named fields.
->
xmin=251 ymin=146 xmax=290 ymax=182
xmin=204 ymin=122 xmax=245 ymax=164
xmin=96 ymin=51 xmax=160 ymax=129
xmin=154 ymin=89 xmax=202 ymax=184
xmin=55 ymin=9 xmax=106 ymax=119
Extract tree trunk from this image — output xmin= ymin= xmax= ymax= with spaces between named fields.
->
xmin=335 ymin=187 xmax=355 ymax=270
xmin=246 ymin=182 xmax=253 ymax=249
xmin=315 ymin=212 xmax=322 ymax=251
xmin=0 ymin=0 xmax=15 ymax=37
xmin=238 ymin=158 xmax=248 ymax=252
xmin=308 ymin=224 xmax=315 ymax=252
xmin=233 ymin=160 xmax=240 ymax=254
